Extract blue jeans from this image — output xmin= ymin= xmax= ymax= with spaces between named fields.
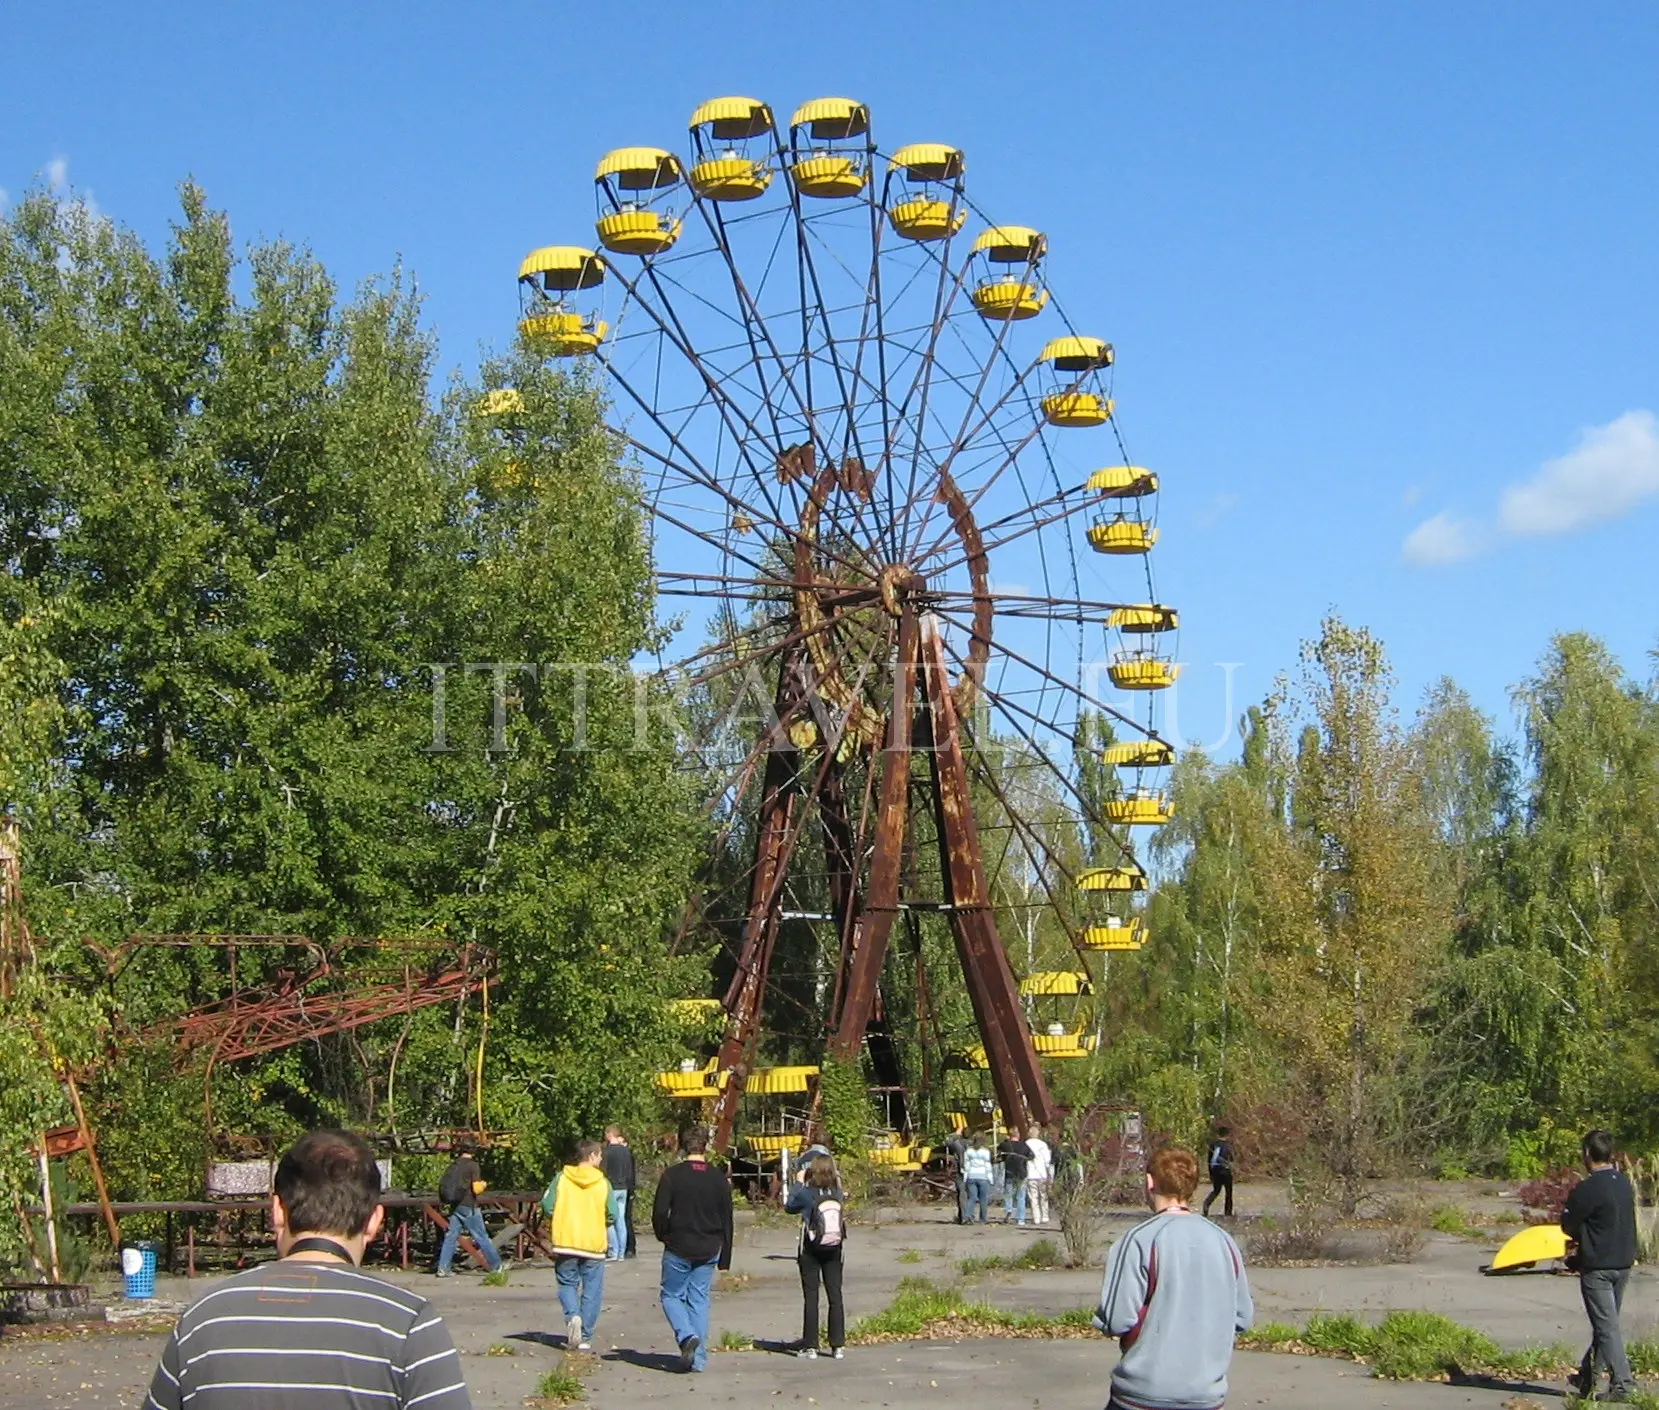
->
xmin=606 ymin=1190 xmax=628 ymax=1259
xmin=438 ymin=1203 xmax=502 ymax=1272
xmin=659 ymin=1251 xmax=717 ymax=1369
xmin=1005 ymin=1177 xmax=1028 ymax=1224
xmin=965 ymin=1178 xmax=991 ymax=1223
xmin=556 ymin=1255 xmax=605 ymax=1338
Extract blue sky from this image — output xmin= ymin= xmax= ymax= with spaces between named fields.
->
xmin=5 ymin=0 xmax=1656 ymax=757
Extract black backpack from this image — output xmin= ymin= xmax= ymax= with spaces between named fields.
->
xmin=439 ymin=1160 xmax=470 ymax=1206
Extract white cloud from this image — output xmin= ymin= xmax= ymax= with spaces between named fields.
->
xmin=42 ymin=155 xmax=99 ymax=220
xmin=45 ymin=157 xmax=68 ymax=192
xmin=1402 ymin=410 xmax=1659 ymax=565
xmin=1498 ymin=410 xmax=1659 ymax=537
xmin=1402 ymin=512 xmax=1484 ymax=565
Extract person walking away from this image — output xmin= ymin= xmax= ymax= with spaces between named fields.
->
xmin=1095 ymin=1145 xmax=1253 ymax=1410
xmin=1562 ymin=1128 xmax=1638 ymax=1402
xmin=1201 ymin=1125 xmax=1235 ymax=1218
xmin=961 ymin=1134 xmax=994 ymax=1224
xmin=541 ymin=1140 xmax=613 ymax=1351
xmin=944 ymin=1128 xmax=970 ymax=1224
xmin=601 ymin=1125 xmax=635 ymax=1262
xmin=998 ymin=1129 xmax=1034 ymax=1226
xmin=653 ymin=1126 xmax=733 ymax=1372
xmin=785 ymin=1153 xmax=847 ymax=1359
xmin=436 ymin=1139 xmax=503 ymax=1277
xmin=145 ymin=1129 xmax=470 ymax=1409
xmin=1026 ymin=1125 xmax=1054 ymax=1227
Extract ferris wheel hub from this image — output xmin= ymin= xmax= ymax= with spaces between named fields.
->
xmin=876 ymin=563 xmax=925 ymax=617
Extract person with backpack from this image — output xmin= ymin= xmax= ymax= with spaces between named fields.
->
xmin=1201 ymin=1125 xmax=1234 ymax=1218
xmin=784 ymin=1152 xmax=846 ymax=1359
xmin=540 ymin=1140 xmax=614 ymax=1351
xmin=435 ymin=1139 xmax=503 ymax=1277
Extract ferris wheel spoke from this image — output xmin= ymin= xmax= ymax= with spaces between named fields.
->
xmin=924 ymin=486 xmax=1102 ymax=582
xmin=931 ymin=630 xmax=1141 ymax=874
xmin=929 ymin=602 xmax=1160 ymax=745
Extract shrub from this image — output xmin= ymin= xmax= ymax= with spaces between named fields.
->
xmin=1381 ymin=1225 xmax=1426 ymax=1263
xmin=1245 ymin=1214 xmax=1336 ymax=1265
xmin=1515 ymin=1168 xmax=1580 ymax=1221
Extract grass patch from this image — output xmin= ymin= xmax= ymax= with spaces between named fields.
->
xmin=1242 ymin=1310 xmax=1581 ymax=1382
xmin=535 ymin=1369 xmax=584 ymax=1405
xmin=847 ymin=1277 xmax=1093 ymax=1343
xmin=1629 ymin=1339 xmax=1659 ymax=1378
xmin=484 ymin=1342 xmax=516 ymax=1357
xmin=717 ymin=1329 xmax=753 ymax=1351
xmin=1430 ymin=1205 xmax=1482 ymax=1238
xmin=897 ymin=1248 xmax=923 ymax=1264
xmin=958 ymin=1237 xmax=1065 ymax=1277
xmin=480 ymin=1268 xmax=510 ymax=1288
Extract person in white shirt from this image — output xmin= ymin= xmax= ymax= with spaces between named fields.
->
xmin=1025 ymin=1125 xmax=1054 ymax=1226
xmin=961 ymin=1134 xmax=994 ymax=1224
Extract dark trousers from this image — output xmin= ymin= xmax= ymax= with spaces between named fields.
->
xmin=1578 ymin=1267 xmax=1633 ymax=1392
xmin=1202 ymin=1168 xmax=1233 ymax=1217
xmin=797 ymin=1247 xmax=845 ymax=1350
xmin=624 ymin=1190 xmax=637 ymax=1257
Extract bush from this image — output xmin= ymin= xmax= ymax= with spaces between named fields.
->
xmin=1381 ymin=1225 xmax=1426 ymax=1263
xmin=1515 ymin=1168 xmax=1580 ymax=1221
xmin=1245 ymin=1214 xmax=1336 ymax=1265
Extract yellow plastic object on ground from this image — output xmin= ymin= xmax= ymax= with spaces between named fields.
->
xmin=1486 ymin=1223 xmax=1569 ymax=1272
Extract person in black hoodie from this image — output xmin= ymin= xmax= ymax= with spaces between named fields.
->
xmin=652 ymin=1126 xmax=733 ymax=1372
xmin=1561 ymin=1129 xmax=1638 ymax=1402
xmin=602 ymin=1126 xmax=635 ymax=1262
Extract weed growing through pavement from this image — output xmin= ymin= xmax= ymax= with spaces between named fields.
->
xmin=484 ymin=1343 xmax=516 ymax=1356
xmin=480 ymin=1268 xmax=510 ymax=1287
xmin=535 ymin=1369 xmax=584 ymax=1406
xmin=717 ymin=1330 xmax=753 ymax=1351
xmin=897 ymin=1248 xmax=923 ymax=1264
xmin=958 ymin=1238 xmax=1066 ymax=1277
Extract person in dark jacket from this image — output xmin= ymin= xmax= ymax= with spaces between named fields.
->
xmin=652 ymin=1126 xmax=733 ymax=1372
xmin=436 ymin=1140 xmax=502 ymax=1276
xmin=785 ymin=1152 xmax=847 ymax=1359
xmin=944 ymin=1130 xmax=969 ymax=1224
xmin=998 ymin=1131 xmax=1033 ymax=1226
xmin=1202 ymin=1125 xmax=1234 ymax=1218
xmin=602 ymin=1126 xmax=636 ymax=1262
xmin=1561 ymin=1129 xmax=1638 ymax=1402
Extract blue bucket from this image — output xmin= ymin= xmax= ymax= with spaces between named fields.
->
xmin=122 ymin=1244 xmax=157 ymax=1299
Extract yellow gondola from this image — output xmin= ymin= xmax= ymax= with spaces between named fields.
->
xmin=655 ymin=1057 xmax=721 ymax=1097
xmin=1108 ymin=604 xmax=1178 ymax=633
xmin=745 ymin=1133 xmax=805 ymax=1158
xmin=947 ymin=1044 xmax=989 ymax=1071
xmin=1104 ymin=791 xmax=1174 ymax=826
xmin=886 ymin=143 xmax=967 ymax=241
xmin=1077 ymin=865 xmax=1148 ymax=892
xmin=1032 ymin=1026 xmax=1098 ymax=1058
xmin=1102 ymin=739 xmax=1176 ymax=768
xmin=1039 ymin=336 xmax=1115 ymax=427
xmin=1020 ymin=970 xmax=1093 ymax=997
xmin=517 ymin=246 xmax=609 ymax=356
xmin=1485 ymin=1223 xmax=1569 ymax=1273
xmin=868 ymin=1142 xmax=933 ymax=1171
xmin=688 ymin=97 xmax=774 ymax=201
xmin=1089 ymin=465 xmax=1160 ymax=497
xmin=1108 ymin=652 xmax=1180 ymax=691
xmin=1088 ymin=517 xmax=1159 ymax=554
xmin=788 ymin=97 xmax=870 ymax=199
xmin=745 ymin=1065 xmax=819 ymax=1095
xmin=594 ymin=147 xmax=685 ymax=255
xmin=1082 ymin=918 xmax=1148 ymax=951
xmin=969 ymin=225 xmax=1049 ymax=320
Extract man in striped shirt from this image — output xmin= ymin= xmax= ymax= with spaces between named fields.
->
xmin=145 ymin=1128 xmax=472 ymax=1410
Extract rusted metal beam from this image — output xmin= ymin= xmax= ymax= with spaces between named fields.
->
xmin=711 ymin=654 xmax=809 ymax=1150
xmin=917 ymin=615 xmax=1057 ymax=1130
xmin=828 ymin=603 xmax=919 ymax=1060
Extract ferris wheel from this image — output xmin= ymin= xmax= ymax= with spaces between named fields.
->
xmin=506 ymin=96 xmax=1178 ymax=1145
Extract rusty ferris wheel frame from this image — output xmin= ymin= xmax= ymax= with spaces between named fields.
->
xmin=512 ymin=98 xmax=1177 ymax=1148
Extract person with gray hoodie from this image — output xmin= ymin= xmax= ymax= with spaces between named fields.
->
xmin=1094 ymin=1145 xmax=1253 ymax=1410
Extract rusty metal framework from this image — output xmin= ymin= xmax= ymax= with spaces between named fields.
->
xmin=516 ymin=102 xmax=1175 ymax=1147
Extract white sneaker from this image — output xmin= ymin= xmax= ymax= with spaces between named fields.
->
xmin=567 ymin=1315 xmax=582 ymax=1349
xmin=832 ymin=1347 xmax=844 ymax=1360
xmin=796 ymin=1347 xmax=818 ymax=1359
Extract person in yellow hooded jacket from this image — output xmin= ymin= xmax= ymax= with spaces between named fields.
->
xmin=541 ymin=1141 xmax=613 ymax=1350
